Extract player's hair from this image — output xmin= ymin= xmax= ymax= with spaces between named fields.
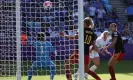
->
xmin=97 ymin=31 xmax=111 ymax=41
xmin=110 ymin=23 xmax=117 ymax=28
xmin=84 ymin=17 xmax=94 ymax=29
xmin=37 ymin=32 xmax=46 ymax=41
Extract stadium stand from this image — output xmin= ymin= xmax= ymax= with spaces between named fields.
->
xmin=1 ymin=0 xmax=133 ymax=62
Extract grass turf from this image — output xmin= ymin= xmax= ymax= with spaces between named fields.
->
xmin=0 ymin=60 xmax=133 ymax=80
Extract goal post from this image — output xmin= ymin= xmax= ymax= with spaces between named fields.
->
xmin=0 ymin=0 xmax=84 ymax=80
xmin=78 ymin=0 xmax=84 ymax=80
xmin=16 ymin=0 xmax=21 ymax=80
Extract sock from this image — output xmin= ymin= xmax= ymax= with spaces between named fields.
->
xmin=84 ymin=73 xmax=88 ymax=77
xmin=28 ymin=70 xmax=32 ymax=80
xmin=87 ymin=70 xmax=101 ymax=80
xmin=66 ymin=70 xmax=72 ymax=80
xmin=84 ymin=73 xmax=89 ymax=80
xmin=28 ymin=68 xmax=35 ymax=80
xmin=108 ymin=66 xmax=116 ymax=79
xmin=74 ymin=69 xmax=79 ymax=79
xmin=90 ymin=65 xmax=97 ymax=72
xmin=65 ymin=63 xmax=72 ymax=80
xmin=75 ymin=69 xmax=79 ymax=74
xmin=50 ymin=64 xmax=56 ymax=80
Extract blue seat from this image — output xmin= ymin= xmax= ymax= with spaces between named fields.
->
xmin=105 ymin=4 xmax=112 ymax=12
xmin=102 ymin=0 xmax=110 ymax=5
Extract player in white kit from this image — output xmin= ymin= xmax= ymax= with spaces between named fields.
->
xmin=74 ymin=31 xmax=111 ymax=80
xmin=89 ymin=31 xmax=111 ymax=72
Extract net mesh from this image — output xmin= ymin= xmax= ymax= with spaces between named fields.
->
xmin=0 ymin=0 xmax=79 ymax=80
xmin=0 ymin=0 xmax=16 ymax=80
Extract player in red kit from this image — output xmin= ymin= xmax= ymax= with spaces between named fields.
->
xmin=102 ymin=23 xmax=126 ymax=80
xmin=60 ymin=17 xmax=101 ymax=80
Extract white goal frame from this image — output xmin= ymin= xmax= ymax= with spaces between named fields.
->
xmin=15 ymin=0 xmax=84 ymax=80
xmin=16 ymin=0 xmax=21 ymax=80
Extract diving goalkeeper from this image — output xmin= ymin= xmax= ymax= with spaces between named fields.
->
xmin=27 ymin=32 xmax=56 ymax=80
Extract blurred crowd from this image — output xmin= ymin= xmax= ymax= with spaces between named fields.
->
xmin=0 ymin=0 xmax=133 ymax=44
xmin=124 ymin=0 xmax=133 ymax=43
xmin=20 ymin=0 xmax=133 ymax=44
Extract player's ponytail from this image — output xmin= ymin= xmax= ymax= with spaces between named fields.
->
xmin=84 ymin=17 xmax=94 ymax=29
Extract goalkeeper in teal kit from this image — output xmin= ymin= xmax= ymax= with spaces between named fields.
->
xmin=28 ymin=32 xmax=56 ymax=80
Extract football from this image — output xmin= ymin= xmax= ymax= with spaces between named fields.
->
xmin=43 ymin=1 xmax=52 ymax=9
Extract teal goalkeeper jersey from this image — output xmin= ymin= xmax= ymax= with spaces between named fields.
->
xmin=31 ymin=41 xmax=56 ymax=61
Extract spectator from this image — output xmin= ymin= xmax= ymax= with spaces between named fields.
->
xmin=96 ymin=6 xmax=106 ymax=29
xmin=94 ymin=0 xmax=104 ymax=9
xmin=125 ymin=3 xmax=133 ymax=38
xmin=88 ymin=3 xmax=96 ymax=19
xmin=117 ymin=22 xmax=124 ymax=34
xmin=122 ymin=23 xmax=130 ymax=37
xmin=84 ymin=2 xmax=91 ymax=17
xmin=111 ymin=8 xmax=119 ymax=23
xmin=21 ymin=32 xmax=28 ymax=46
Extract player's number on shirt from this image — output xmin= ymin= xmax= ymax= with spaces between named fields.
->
xmin=84 ymin=35 xmax=92 ymax=44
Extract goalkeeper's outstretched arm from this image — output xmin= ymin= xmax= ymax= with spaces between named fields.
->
xmin=60 ymin=32 xmax=78 ymax=40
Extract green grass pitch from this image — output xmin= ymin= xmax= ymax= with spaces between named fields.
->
xmin=0 ymin=60 xmax=133 ymax=80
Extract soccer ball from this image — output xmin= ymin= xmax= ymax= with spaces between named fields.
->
xmin=43 ymin=1 xmax=52 ymax=9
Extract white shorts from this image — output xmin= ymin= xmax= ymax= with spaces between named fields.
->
xmin=89 ymin=50 xmax=99 ymax=59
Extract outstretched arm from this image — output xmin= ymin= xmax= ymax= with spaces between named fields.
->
xmin=60 ymin=32 xmax=78 ymax=40
xmin=105 ymin=37 xmax=117 ymax=49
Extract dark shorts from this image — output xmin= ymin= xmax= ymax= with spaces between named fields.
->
xmin=112 ymin=52 xmax=125 ymax=61
xmin=127 ymin=15 xmax=133 ymax=22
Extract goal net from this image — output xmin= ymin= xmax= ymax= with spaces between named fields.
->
xmin=0 ymin=0 xmax=84 ymax=80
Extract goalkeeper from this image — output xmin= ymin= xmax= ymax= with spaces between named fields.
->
xmin=27 ymin=32 xmax=56 ymax=80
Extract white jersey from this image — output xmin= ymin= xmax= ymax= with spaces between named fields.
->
xmin=90 ymin=37 xmax=109 ymax=58
xmin=97 ymin=9 xmax=106 ymax=18
xmin=96 ymin=37 xmax=109 ymax=50
xmin=89 ymin=7 xmax=96 ymax=16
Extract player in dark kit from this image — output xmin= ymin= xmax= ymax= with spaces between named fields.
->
xmin=60 ymin=17 xmax=101 ymax=80
xmin=102 ymin=23 xmax=126 ymax=80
